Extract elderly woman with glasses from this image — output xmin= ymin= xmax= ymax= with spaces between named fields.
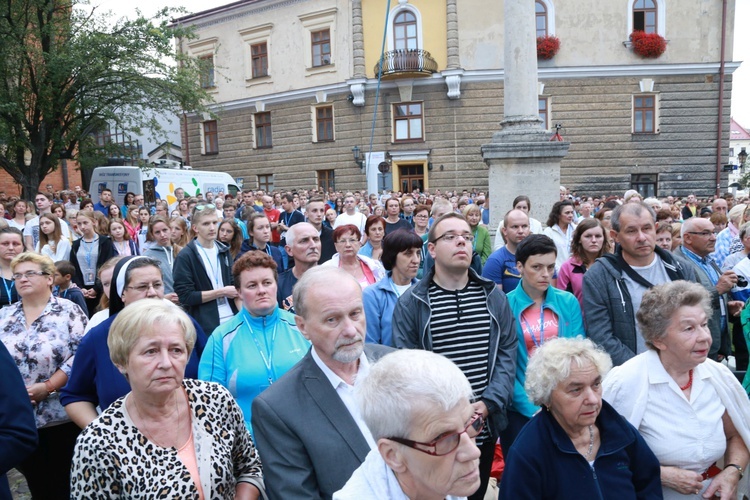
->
xmin=71 ymin=300 xmax=266 ymax=499
xmin=499 ymin=337 xmax=662 ymax=499
xmin=604 ymin=281 xmax=750 ymax=499
xmin=0 ymin=252 xmax=87 ymax=499
xmin=61 ymin=256 xmax=207 ymax=429
xmin=334 ymin=349 xmax=483 ymax=500
xmin=323 ymin=224 xmax=386 ymax=289
xmin=174 ymin=204 xmax=239 ymax=335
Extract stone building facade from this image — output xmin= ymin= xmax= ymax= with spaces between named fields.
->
xmin=174 ymin=0 xmax=739 ymax=198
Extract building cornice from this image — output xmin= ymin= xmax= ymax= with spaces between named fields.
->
xmin=189 ymin=61 xmax=742 ymax=115
xmin=172 ymin=0 xmax=310 ymax=29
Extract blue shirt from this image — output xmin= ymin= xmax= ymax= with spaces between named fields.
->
xmin=199 ymin=307 xmax=309 ymax=435
xmin=482 ymin=246 xmax=522 ymax=292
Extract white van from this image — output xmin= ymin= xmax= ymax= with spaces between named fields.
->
xmin=89 ymin=164 xmax=240 ymax=210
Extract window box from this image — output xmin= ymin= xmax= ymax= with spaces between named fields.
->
xmin=536 ymin=35 xmax=560 ymax=60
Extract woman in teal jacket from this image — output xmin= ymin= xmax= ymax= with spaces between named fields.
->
xmin=504 ymin=235 xmax=585 ymax=454
xmin=198 ymin=250 xmax=309 ymax=437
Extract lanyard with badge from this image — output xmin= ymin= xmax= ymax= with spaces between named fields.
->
xmin=82 ymin=237 xmax=99 ymax=285
xmin=1 ymin=277 xmax=13 ymax=305
xmin=242 ymin=309 xmax=278 ymax=386
xmin=521 ymin=305 xmax=546 ymax=348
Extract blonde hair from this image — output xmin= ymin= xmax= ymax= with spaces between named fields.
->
xmin=107 ymin=299 xmax=196 ymax=368
xmin=10 ymin=252 xmax=56 ymax=287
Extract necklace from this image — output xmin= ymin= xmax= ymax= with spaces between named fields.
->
xmin=132 ymin=390 xmax=180 ymax=448
xmin=679 ymin=369 xmax=694 ymax=391
xmin=584 ymin=425 xmax=595 ymax=460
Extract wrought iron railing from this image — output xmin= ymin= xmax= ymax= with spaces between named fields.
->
xmin=374 ymin=49 xmax=438 ymax=78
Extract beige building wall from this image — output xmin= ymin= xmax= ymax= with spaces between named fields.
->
xmin=176 ymin=0 xmax=353 ymax=105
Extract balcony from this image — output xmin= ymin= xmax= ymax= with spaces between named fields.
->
xmin=374 ymin=49 xmax=438 ymax=80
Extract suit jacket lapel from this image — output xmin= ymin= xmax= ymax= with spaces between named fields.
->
xmin=300 ymin=354 xmax=371 ymax=463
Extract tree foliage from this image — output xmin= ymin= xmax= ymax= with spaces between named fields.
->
xmin=0 ymin=0 xmax=211 ymax=197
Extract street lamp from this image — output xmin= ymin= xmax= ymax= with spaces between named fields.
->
xmin=739 ymin=148 xmax=748 ymax=173
xmin=352 ymin=146 xmax=365 ymax=173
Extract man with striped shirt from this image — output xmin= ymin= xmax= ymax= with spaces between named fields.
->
xmin=392 ymin=212 xmax=518 ymax=500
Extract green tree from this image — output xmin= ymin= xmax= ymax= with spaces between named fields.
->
xmin=0 ymin=0 xmax=211 ymax=198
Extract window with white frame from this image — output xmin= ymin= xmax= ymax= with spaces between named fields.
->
xmin=632 ymin=94 xmax=659 ymax=134
xmin=239 ymin=24 xmax=273 ymax=83
xmin=201 ymin=121 xmax=218 ymax=155
xmin=299 ymin=8 xmax=336 ymax=72
xmin=313 ymin=105 xmax=334 ymax=142
xmin=188 ymin=38 xmax=219 ymax=90
xmin=535 ymin=1 xmax=548 ymax=37
xmin=393 ymin=102 xmax=424 ymax=142
xmin=538 ymin=97 xmax=549 ymax=130
xmin=627 ymin=0 xmax=664 ymax=36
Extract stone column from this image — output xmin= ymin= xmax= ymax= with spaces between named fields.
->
xmin=446 ymin=0 xmax=459 ymax=70
xmin=351 ymin=0 xmax=366 ymax=78
xmin=481 ymin=0 xmax=568 ymax=226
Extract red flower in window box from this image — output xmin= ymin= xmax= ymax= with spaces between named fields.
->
xmin=536 ymin=35 xmax=560 ymax=60
xmin=630 ymin=31 xmax=666 ymax=58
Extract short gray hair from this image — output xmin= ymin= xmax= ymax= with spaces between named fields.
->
xmin=739 ymin=222 xmax=750 ymax=240
xmin=356 ymin=349 xmax=473 ymax=440
xmin=636 ymin=281 xmax=712 ymax=350
xmin=108 ymin=299 xmax=196 ymax=368
xmin=525 ymin=337 xmax=612 ymax=406
xmin=610 ymin=202 xmax=656 ymax=232
xmin=293 ymin=266 xmax=359 ymax=319
xmin=680 ymin=215 xmax=705 ymax=238
xmin=285 ymin=222 xmax=315 ymax=247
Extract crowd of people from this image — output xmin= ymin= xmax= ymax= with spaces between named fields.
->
xmin=0 ymin=181 xmax=749 ymax=499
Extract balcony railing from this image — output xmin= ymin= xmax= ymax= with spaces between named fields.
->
xmin=374 ymin=49 xmax=438 ymax=79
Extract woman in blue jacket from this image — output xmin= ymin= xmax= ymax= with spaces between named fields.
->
xmin=199 ymin=250 xmax=309 ymax=435
xmin=362 ymin=229 xmax=422 ymax=346
xmin=504 ymin=234 xmax=585 ymax=453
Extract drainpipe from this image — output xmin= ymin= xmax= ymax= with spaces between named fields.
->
xmin=715 ymin=0 xmax=728 ymax=197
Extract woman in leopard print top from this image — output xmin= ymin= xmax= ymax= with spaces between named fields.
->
xmin=70 ymin=300 xmax=266 ymax=499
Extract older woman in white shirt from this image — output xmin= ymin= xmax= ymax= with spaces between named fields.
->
xmin=604 ymin=280 xmax=749 ymax=499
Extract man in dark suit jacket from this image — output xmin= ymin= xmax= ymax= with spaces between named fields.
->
xmin=252 ymin=267 xmax=392 ymax=500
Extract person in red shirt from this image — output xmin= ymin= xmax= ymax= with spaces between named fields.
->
xmin=262 ymin=195 xmax=281 ymax=245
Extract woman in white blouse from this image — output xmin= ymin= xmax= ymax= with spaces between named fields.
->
xmin=36 ymin=213 xmax=71 ymax=262
xmin=604 ymin=281 xmax=750 ymax=499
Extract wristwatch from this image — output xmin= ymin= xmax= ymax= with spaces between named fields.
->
xmin=724 ymin=464 xmax=744 ymax=479
xmin=44 ymin=379 xmax=57 ymax=395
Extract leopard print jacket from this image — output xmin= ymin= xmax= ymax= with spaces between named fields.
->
xmin=71 ymin=379 xmax=265 ymax=499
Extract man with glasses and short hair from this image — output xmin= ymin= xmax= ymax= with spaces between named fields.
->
xmin=673 ymin=216 xmax=741 ymax=361
xmin=252 ymin=267 xmax=392 ymax=499
xmin=392 ymin=212 xmax=517 ymax=500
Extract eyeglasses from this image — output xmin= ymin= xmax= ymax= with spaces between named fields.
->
xmin=387 ymin=413 xmax=484 ymax=456
xmin=431 ymin=232 xmax=475 ymax=244
xmin=414 ymin=214 xmax=429 ymax=219
xmin=686 ymin=231 xmax=719 ymax=237
xmin=126 ymin=282 xmax=164 ymax=293
xmin=12 ymin=271 xmax=50 ymax=281
xmin=337 ymin=238 xmax=360 ymax=245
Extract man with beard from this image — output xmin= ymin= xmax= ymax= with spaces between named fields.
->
xmin=252 ymin=267 xmax=392 ymax=500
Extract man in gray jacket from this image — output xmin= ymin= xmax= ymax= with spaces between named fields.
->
xmin=673 ymin=216 xmax=742 ymax=360
xmin=583 ymin=202 xmax=697 ymax=366
xmin=392 ymin=212 xmax=517 ymax=500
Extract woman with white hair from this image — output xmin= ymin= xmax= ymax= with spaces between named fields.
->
xmin=334 ymin=349 xmax=482 ymax=500
xmin=499 ymin=337 xmax=662 ymax=499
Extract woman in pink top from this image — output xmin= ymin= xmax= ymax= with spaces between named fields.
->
xmin=556 ymin=218 xmax=611 ymax=311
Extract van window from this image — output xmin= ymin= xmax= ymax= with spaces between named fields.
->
xmin=228 ymin=185 xmax=239 ymax=198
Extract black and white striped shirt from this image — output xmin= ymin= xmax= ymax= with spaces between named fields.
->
xmin=429 ymin=280 xmax=492 ymax=441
